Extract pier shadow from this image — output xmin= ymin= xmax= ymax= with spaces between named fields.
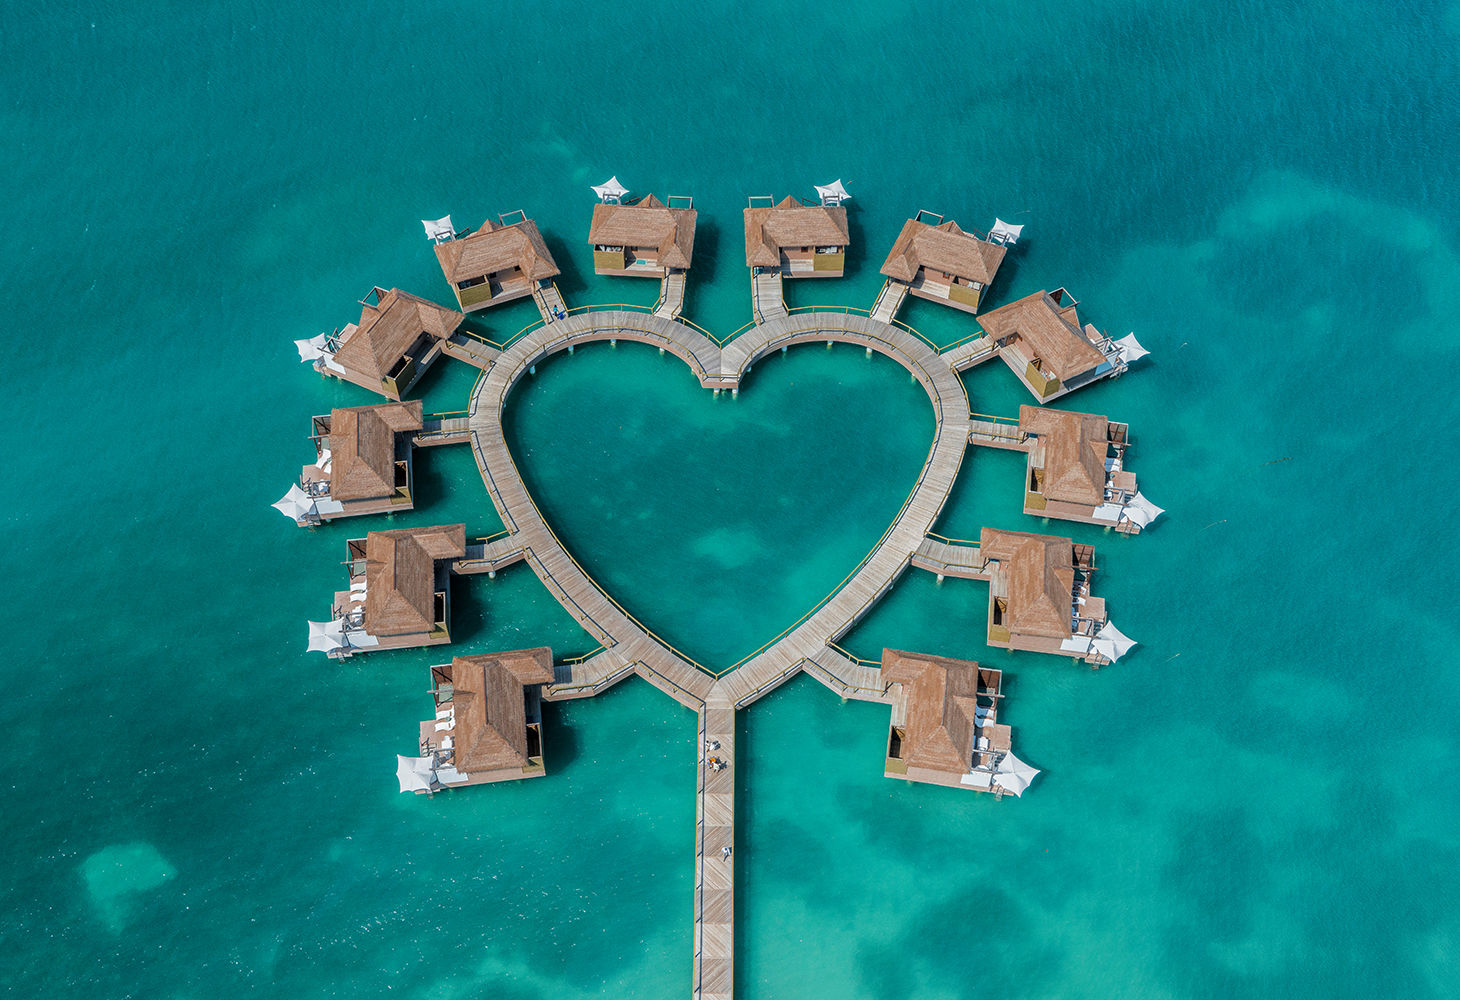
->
xmin=544 ymin=234 xmax=590 ymax=301
xmin=539 ymin=697 xmax=582 ymax=773
xmin=843 ymin=208 xmax=869 ymax=282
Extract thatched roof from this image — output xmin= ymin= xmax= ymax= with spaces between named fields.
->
xmin=879 ymin=218 xmax=1007 ymax=285
xmin=882 ymin=649 xmax=984 ymax=774
xmin=449 ymin=647 xmax=554 ymax=773
xmin=363 ymin=524 xmax=465 ymax=636
xmin=979 ymin=528 xmax=1075 ymax=639
xmin=435 ymin=218 xmax=560 ymax=284
xmin=1019 ymin=405 xmax=1109 ymax=507
xmin=743 ymin=196 xmax=849 ymax=267
xmin=332 ymin=289 xmax=464 ymax=384
xmin=978 ymin=290 xmax=1108 ymax=382
xmin=588 ymin=194 xmax=696 ymax=268
xmin=328 ymin=401 xmax=423 ymax=501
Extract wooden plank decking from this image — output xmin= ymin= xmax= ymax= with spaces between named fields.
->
xmin=465 ymin=308 xmax=977 ymax=1000
xmin=751 ymin=271 xmax=786 ymax=322
xmin=656 ymin=270 xmax=688 ymax=319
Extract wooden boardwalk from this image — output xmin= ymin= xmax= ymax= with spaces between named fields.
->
xmin=439 ymin=332 xmax=500 ymax=370
xmin=910 ymin=537 xmax=987 ymax=579
xmin=940 ymin=335 xmax=999 ymax=371
xmin=870 ymin=280 xmax=908 ymax=323
xmin=466 ymin=308 xmax=975 ymax=999
xmin=414 ymin=415 xmax=471 ymax=447
xmin=656 ymin=270 xmax=688 ymax=319
xmin=751 ymin=271 xmax=786 ymax=322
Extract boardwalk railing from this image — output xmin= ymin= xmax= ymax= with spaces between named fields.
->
xmin=468 ymin=309 xmax=973 ymax=681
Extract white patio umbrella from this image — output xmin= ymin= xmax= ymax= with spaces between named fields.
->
xmin=396 ymin=755 xmax=436 ymax=793
xmin=1091 ymin=621 xmax=1137 ymax=663
xmin=993 ymin=752 xmax=1041 ymax=797
xmin=1114 ymin=333 xmax=1149 ymax=364
xmin=814 ymin=179 xmax=851 ymax=205
xmin=306 ymin=619 xmax=347 ymax=653
xmin=294 ymin=333 xmax=330 ymax=362
xmin=421 ymin=216 xmax=455 ymax=242
xmin=272 ymin=484 xmax=317 ymax=522
xmin=989 ymin=218 xmax=1024 ymax=245
xmin=1121 ymin=492 xmax=1165 ymax=529
xmin=591 ymin=176 xmax=628 ymax=203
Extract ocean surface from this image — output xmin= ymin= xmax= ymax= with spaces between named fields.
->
xmin=3 ymin=2 xmax=1458 ymax=997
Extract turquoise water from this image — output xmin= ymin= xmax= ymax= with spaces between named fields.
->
xmin=3 ymin=3 xmax=1459 ymax=998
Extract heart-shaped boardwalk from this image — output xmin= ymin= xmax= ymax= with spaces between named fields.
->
xmin=468 ymin=309 xmax=980 ymax=1000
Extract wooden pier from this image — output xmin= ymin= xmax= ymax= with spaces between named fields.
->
xmin=655 ymin=270 xmax=688 ymax=319
xmin=466 ymin=306 xmax=976 ymax=999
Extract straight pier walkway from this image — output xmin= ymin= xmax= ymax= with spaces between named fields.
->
xmin=467 ymin=307 xmax=977 ymax=999
xmin=656 ymin=270 xmax=688 ymax=319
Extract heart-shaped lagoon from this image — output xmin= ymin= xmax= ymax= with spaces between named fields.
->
xmin=503 ymin=341 xmax=934 ymax=669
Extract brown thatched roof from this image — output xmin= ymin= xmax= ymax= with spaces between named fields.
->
xmin=882 ymin=649 xmax=984 ymax=774
xmin=328 ymin=401 xmax=423 ymax=501
xmin=588 ymin=195 xmax=697 ymax=268
xmin=435 ymin=218 xmax=560 ymax=284
xmin=743 ymin=196 xmax=850 ymax=267
xmin=879 ymin=218 xmax=1007 ymax=285
xmin=1019 ymin=405 xmax=1109 ymax=507
xmin=979 ymin=528 xmax=1075 ymax=639
xmin=332 ymin=289 xmax=464 ymax=384
xmin=450 ymin=647 xmax=554 ymax=773
xmin=978 ymin=290 xmax=1108 ymax=382
xmin=363 ymin=524 xmax=465 ymax=636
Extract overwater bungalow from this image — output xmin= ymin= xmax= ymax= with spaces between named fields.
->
xmin=289 ymin=401 xmax=424 ymax=522
xmin=434 ymin=212 xmax=560 ymax=312
xmin=319 ymin=524 xmax=466 ymax=659
xmin=879 ymin=213 xmax=1008 ymax=314
xmin=977 ymin=527 xmax=1123 ymax=664
xmin=305 ymin=287 xmax=464 ymax=401
xmin=880 ymin=649 xmax=1036 ymax=794
xmin=588 ymin=194 xmax=696 ymax=277
xmin=1019 ymin=405 xmax=1141 ymax=530
xmin=977 ymin=288 xmax=1124 ymax=401
xmin=743 ymin=195 xmax=849 ymax=277
xmin=401 ymin=648 xmax=555 ymax=793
